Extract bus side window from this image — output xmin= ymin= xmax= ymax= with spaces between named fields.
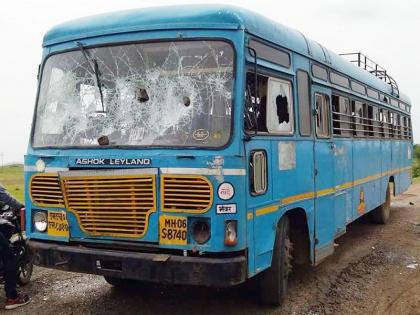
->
xmin=389 ymin=112 xmax=395 ymax=138
xmin=245 ymin=73 xmax=269 ymax=132
xmin=266 ymin=78 xmax=294 ymax=134
xmin=297 ymin=70 xmax=311 ymax=136
xmin=367 ymin=105 xmax=374 ymax=137
xmin=332 ymin=94 xmax=351 ymax=137
xmin=396 ymin=114 xmax=401 ymax=138
xmin=250 ymin=150 xmax=267 ymax=195
xmin=403 ymin=116 xmax=408 ymax=139
xmin=354 ymin=100 xmax=364 ymax=137
xmin=408 ymin=117 xmax=412 ymax=139
xmin=315 ymin=93 xmax=330 ymax=138
xmin=373 ymin=106 xmax=380 ymax=137
xmin=379 ymin=109 xmax=384 ymax=137
xmin=383 ymin=109 xmax=389 ymax=138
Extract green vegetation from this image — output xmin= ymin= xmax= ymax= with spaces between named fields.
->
xmin=414 ymin=144 xmax=420 ymax=181
xmin=0 ymin=164 xmax=24 ymax=202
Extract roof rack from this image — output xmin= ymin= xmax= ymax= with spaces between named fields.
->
xmin=339 ymin=52 xmax=399 ymax=97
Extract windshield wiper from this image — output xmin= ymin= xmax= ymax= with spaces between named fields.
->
xmin=77 ymin=42 xmax=105 ymax=112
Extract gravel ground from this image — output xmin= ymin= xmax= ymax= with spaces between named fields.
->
xmin=2 ymin=183 xmax=420 ymax=315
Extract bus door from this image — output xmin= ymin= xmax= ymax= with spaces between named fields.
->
xmin=245 ymin=137 xmax=272 ymax=274
xmin=332 ymin=95 xmax=353 ymax=235
xmin=312 ymin=87 xmax=336 ymax=263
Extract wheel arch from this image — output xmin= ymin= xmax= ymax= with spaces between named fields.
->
xmin=280 ymin=207 xmax=311 ymax=265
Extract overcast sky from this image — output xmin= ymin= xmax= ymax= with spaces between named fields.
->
xmin=0 ymin=0 xmax=418 ymax=164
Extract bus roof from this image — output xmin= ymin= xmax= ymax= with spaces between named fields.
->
xmin=43 ymin=5 xmax=411 ymax=105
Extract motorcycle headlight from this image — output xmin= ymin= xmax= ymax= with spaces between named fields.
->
xmin=33 ymin=211 xmax=48 ymax=232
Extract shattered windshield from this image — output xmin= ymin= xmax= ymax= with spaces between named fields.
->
xmin=33 ymin=41 xmax=234 ymax=148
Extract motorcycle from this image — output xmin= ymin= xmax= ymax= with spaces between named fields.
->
xmin=0 ymin=202 xmax=33 ymax=286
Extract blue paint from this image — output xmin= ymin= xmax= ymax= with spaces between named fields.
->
xmin=26 ymin=5 xmax=413 ymax=282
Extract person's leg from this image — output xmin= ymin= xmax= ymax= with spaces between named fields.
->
xmin=0 ymin=233 xmax=17 ymax=299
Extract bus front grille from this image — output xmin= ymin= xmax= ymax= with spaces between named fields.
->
xmin=30 ymin=174 xmax=65 ymax=207
xmin=161 ymin=175 xmax=213 ymax=213
xmin=61 ymin=174 xmax=156 ymax=238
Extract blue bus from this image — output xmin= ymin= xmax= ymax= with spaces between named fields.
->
xmin=26 ymin=5 xmax=413 ymax=305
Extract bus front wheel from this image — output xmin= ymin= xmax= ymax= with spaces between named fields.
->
xmin=103 ymin=276 xmax=136 ymax=288
xmin=371 ymin=184 xmax=391 ymax=224
xmin=258 ymin=215 xmax=293 ymax=306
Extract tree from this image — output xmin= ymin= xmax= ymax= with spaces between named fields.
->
xmin=414 ymin=144 xmax=420 ymax=160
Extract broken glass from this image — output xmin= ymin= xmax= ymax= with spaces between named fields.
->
xmin=33 ymin=41 xmax=234 ymax=148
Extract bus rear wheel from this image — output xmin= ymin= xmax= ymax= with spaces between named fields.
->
xmin=371 ymin=184 xmax=391 ymax=224
xmin=258 ymin=215 xmax=293 ymax=306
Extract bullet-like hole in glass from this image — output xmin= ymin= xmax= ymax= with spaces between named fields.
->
xmin=183 ymin=96 xmax=191 ymax=107
xmin=137 ymin=88 xmax=149 ymax=103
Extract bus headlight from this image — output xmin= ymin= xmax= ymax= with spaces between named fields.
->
xmin=224 ymin=220 xmax=237 ymax=246
xmin=192 ymin=220 xmax=210 ymax=244
xmin=34 ymin=211 xmax=48 ymax=232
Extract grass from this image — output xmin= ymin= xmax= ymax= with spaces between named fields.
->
xmin=0 ymin=164 xmax=24 ymax=202
xmin=413 ymin=177 xmax=420 ymax=184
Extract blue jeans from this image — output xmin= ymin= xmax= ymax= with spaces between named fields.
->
xmin=0 ymin=232 xmax=17 ymax=299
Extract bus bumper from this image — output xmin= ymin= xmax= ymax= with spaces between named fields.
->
xmin=28 ymin=240 xmax=247 ymax=287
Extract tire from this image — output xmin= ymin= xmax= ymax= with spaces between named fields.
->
xmin=103 ymin=276 xmax=145 ymax=289
xmin=103 ymin=276 xmax=132 ymax=287
xmin=371 ymin=183 xmax=391 ymax=224
xmin=17 ymin=261 xmax=33 ymax=285
xmin=258 ymin=216 xmax=293 ymax=306
xmin=17 ymin=245 xmax=33 ymax=286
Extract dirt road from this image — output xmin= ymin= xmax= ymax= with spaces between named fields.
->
xmin=2 ymin=183 xmax=420 ymax=315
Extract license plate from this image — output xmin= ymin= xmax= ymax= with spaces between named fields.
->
xmin=159 ymin=215 xmax=187 ymax=245
xmin=48 ymin=211 xmax=69 ymax=237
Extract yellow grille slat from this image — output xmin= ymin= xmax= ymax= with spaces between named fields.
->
xmin=164 ymin=179 xmax=211 ymax=184
xmin=32 ymin=192 xmax=62 ymax=200
xmin=62 ymin=185 xmax=153 ymax=193
xmin=32 ymin=190 xmax=63 ymax=195
xmin=62 ymin=173 xmax=156 ymax=238
xmin=164 ymin=189 xmax=211 ymax=193
xmin=83 ymin=227 xmax=142 ymax=233
xmin=164 ymin=198 xmax=211 ymax=202
xmin=161 ymin=175 xmax=213 ymax=213
xmin=66 ymin=192 xmax=153 ymax=197
xmin=165 ymin=192 xmax=210 ymax=195
xmin=84 ymin=218 xmax=145 ymax=225
xmin=66 ymin=179 xmax=152 ymax=183
xmin=83 ymin=221 xmax=146 ymax=226
xmin=30 ymin=174 xmax=65 ymax=207
xmin=66 ymin=198 xmax=154 ymax=202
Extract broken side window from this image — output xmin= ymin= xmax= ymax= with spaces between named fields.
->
xmin=315 ymin=93 xmax=330 ymax=138
xmin=266 ymin=78 xmax=293 ymax=134
xmin=244 ymin=73 xmax=268 ymax=132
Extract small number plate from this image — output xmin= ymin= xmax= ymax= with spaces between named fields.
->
xmin=48 ymin=211 xmax=69 ymax=238
xmin=159 ymin=215 xmax=187 ymax=245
